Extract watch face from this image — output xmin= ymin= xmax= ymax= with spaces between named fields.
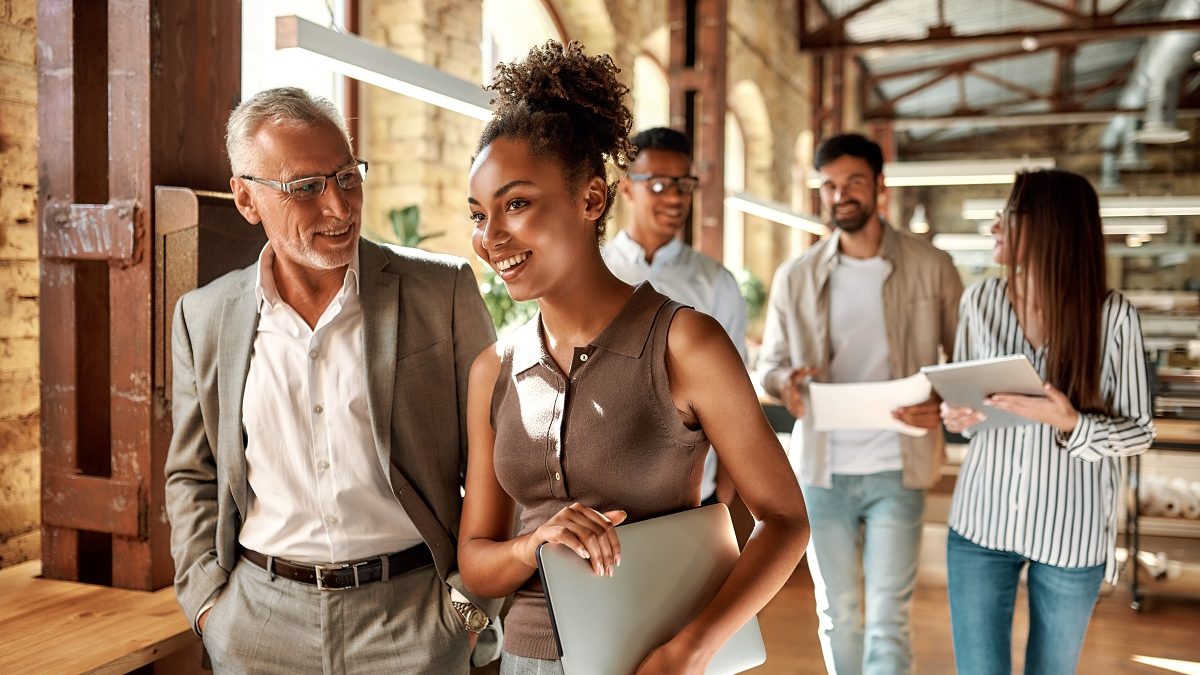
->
xmin=465 ymin=609 xmax=489 ymax=632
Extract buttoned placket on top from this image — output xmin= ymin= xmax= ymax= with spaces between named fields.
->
xmin=535 ymin=342 xmax=599 ymax=501
xmin=264 ymin=282 xmax=352 ymax=554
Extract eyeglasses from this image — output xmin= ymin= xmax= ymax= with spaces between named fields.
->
xmin=627 ymin=173 xmax=700 ymax=195
xmin=240 ymin=160 xmax=368 ymax=201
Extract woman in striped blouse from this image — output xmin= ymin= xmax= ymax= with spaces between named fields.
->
xmin=940 ymin=169 xmax=1154 ymax=675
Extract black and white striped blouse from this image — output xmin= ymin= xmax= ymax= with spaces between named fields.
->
xmin=948 ymin=277 xmax=1155 ymax=581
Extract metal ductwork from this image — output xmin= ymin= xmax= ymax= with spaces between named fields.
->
xmin=1100 ymin=0 xmax=1200 ymax=167
xmin=1136 ymin=74 xmax=1190 ymax=143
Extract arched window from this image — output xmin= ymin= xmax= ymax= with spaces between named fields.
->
xmin=482 ymin=0 xmax=565 ymax=85
xmin=241 ymin=0 xmax=348 ymax=112
xmin=724 ymin=112 xmax=747 ymax=270
xmin=632 ymin=54 xmax=670 ymax=130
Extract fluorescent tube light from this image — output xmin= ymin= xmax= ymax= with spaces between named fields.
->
xmin=806 ymin=158 xmax=1056 ymax=188
xmin=276 ymin=15 xmax=494 ymax=120
xmin=932 ymin=234 xmax=996 ymax=251
xmin=725 ymin=193 xmax=829 ymax=236
xmin=964 ymin=197 xmax=1200 ymax=220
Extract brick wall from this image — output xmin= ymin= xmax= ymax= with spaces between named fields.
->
xmin=0 ymin=0 xmax=39 ymax=570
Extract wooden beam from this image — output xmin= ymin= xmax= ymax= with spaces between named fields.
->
xmin=866 ymin=107 xmax=1200 ymax=128
xmin=1015 ymin=0 xmax=1084 ymax=20
xmin=877 ymin=66 xmax=962 ymax=112
xmin=969 ymin=68 xmax=1046 ymax=101
xmin=801 ymin=0 xmax=889 ymax=48
xmin=870 ymin=45 xmax=1052 ymax=82
xmin=800 ymin=17 xmax=1200 ymax=52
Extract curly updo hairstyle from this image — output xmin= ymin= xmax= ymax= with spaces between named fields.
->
xmin=477 ymin=40 xmax=635 ymax=239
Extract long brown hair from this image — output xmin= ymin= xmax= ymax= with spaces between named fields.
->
xmin=1003 ymin=169 xmax=1108 ymax=413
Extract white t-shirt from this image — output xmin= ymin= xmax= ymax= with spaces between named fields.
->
xmin=826 ymin=254 xmax=903 ymax=475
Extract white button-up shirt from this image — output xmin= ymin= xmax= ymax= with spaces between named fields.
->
xmin=602 ymin=230 xmax=748 ymax=360
xmin=238 ymin=244 xmax=422 ymax=564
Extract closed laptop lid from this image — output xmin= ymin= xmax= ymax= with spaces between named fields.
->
xmin=536 ymin=503 xmax=766 ymax=675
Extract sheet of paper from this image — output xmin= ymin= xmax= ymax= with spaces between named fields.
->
xmin=808 ymin=373 xmax=932 ymax=437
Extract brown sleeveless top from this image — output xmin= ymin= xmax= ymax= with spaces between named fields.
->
xmin=490 ymin=282 xmax=710 ymax=659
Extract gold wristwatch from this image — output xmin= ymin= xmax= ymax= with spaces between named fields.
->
xmin=451 ymin=599 xmax=489 ymax=633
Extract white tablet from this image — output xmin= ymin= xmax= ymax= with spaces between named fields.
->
xmin=921 ymin=354 xmax=1046 ymax=431
xmin=536 ymin=504 xmax=766 ymax=675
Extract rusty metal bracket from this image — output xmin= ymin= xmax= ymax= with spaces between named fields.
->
xmin=42 ymin=474 xmax=143 ymax=538
xmin=41 ymin=201 xmax=138 ymax=261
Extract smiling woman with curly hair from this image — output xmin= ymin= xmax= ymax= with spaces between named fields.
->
xmin=456 ymin=41 xmax=810 ymax=674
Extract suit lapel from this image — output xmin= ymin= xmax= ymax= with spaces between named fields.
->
xmin=358 ymin=242 xmax=399 ymax=483
xmin=217 ymin=270 xmax=258 ymax=514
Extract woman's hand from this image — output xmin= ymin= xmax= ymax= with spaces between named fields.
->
xmin=984 ymin=382 xmax=1080 ymax=433
xmin=634 ymin=634 xmax=710 ymax=675
xmin=940 ymin=401 xmax=985 ymax=433
xmin=521 ymin=503 xmax=626 ymax=577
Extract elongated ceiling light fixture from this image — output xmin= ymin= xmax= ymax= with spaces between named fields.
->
xmin=806 ymin=158 xmax=1056 ymax=188
xmin=725 ymin=193 xmax=829 ymax=236
xmin=275 ymin=15 xmax=493 ymax=120
xmin=964 ymin=197 xmax=1200 ymax=220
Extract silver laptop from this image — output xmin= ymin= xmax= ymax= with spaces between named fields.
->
xmin=536 ymin=503 xmax=767 ymax=675
xmin=921 ymin=354 xmax=1047 ymax=431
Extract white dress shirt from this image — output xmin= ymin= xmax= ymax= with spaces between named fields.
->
xmin=238 ymin=244 xmax=422 ymax=564
xmin=602 ymin=230 xmax=749 ymax=501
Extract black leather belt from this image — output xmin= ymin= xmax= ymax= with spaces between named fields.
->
xmin=243 ymin=545 xmax=433 ymax=591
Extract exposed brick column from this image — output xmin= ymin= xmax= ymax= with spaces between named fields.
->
xmin=0 ymin=0 xmax=39 ymax=570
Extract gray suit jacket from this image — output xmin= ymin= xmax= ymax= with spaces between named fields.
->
xmin=164 ymin=239 xmax=498 ymax=632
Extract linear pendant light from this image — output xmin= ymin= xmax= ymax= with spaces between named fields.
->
xmin=964 ymin=197 xmax=1200 ymax=220
xmin=275 ymin=15 xmax=494 ymax=120
xmin=805 ymin=158 xmax=1056 ymax=188
xmin=725 ymin=193 xmax=829 ymax=236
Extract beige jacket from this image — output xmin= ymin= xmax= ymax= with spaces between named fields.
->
xmin=758 ymin=223 xmax=963 ymax=489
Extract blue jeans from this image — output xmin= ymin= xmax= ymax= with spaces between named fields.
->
xmin=946 ymin=528 xmax=1104 ymax=675
xmin=802 ymin=471 xmax=925 ymax=675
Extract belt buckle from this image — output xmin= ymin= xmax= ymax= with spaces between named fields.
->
xmin=314 ymin=561 xmax=352 ymax=592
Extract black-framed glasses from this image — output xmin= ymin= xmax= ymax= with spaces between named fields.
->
xmin=240 ymin=160 xmax=368 ymax=201
xmin=627 ymin=173 xmax=700 ymax=195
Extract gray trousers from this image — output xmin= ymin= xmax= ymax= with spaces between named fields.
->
xmin=201 ymin=556 xmax=470 ymax=674
xmin=500 ymin=653 xmax=564 ymax=675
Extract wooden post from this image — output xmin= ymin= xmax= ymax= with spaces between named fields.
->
xmin=668 ymin=0 xmax=728 ymax=260
xmin=37 ymin=0 xmax=242 ymax=590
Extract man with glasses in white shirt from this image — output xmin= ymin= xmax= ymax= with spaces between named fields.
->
xmin=602 ymin=127 xmax=748 ymax=507
xmin=165 ymin=87 xmax=498 ymax=673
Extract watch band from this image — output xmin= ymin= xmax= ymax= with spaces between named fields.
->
xmin=451 ymin=599 xmax=489 ymax=633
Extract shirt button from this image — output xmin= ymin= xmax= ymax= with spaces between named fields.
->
xmin=309 ymin=349 xmax=318 ymax=359
xmin=318 ymin=460 xmax=330 ymax=471
xmin=326 ymin=515 xmax=338 ymax=525
xmin=579 ymin=353 xmax=588 ymax=362
xmin=313 ymin=404 xmax=324 ymax=414
xmin=554 ymin=472 xmax=561 ymax=481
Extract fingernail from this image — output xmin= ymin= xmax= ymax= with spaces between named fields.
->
xmin=616 ymin=554 xmax=622 ymax=567
xmin=580 ymin=550 xmax=590 ymax=559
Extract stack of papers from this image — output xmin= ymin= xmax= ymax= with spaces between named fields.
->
xmin=808 ymin=373 xmax=932 ymax=437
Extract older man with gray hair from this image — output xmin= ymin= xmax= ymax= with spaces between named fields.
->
xmin=165 ymin=86 xmax=499 ymax=673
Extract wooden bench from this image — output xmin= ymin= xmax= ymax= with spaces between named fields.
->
xmin=0 ymin=560 xmax=198 ymax=674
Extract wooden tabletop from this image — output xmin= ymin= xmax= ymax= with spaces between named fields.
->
xmin=0 ymin=560 xmax=196 ymax=674
xmin=1154 ymin=418 xmax=1200 ymax=448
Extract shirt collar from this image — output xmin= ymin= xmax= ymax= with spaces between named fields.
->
xmin=819 ymin=219 xmax=900 ymax=273
xmin=253 ymin=241 xmax=361 ymax=312
xmin=510 ymin=282 xmax=667 ymax=375
xmin=612 ymin=230 xmax=685 ymax=267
